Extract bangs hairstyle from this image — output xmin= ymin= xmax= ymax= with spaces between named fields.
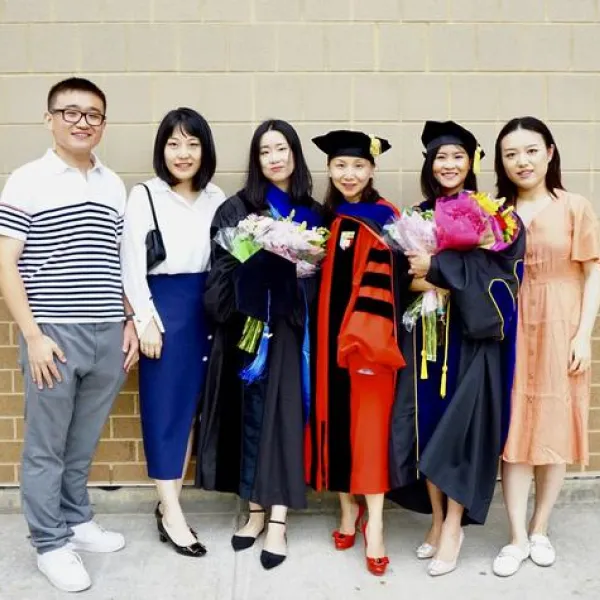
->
xmin=153 ymin=107 xmax=217 ymax=192
xmin=494 ymin=116 xmax=564 ymax=206
xmin=245 ymin=119 xmax=313 ymax=208
xmin=420 ymin=146 xmax=478 ymax=202
xmin=47 ymin=77 xmax=107 ymax=113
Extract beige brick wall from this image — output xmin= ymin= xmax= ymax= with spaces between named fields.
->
xmin=1 ymin=0 xmax=600 ymax=484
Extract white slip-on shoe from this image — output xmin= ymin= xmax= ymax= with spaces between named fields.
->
xmin=416 ymin=542 xmax=437 ymax=559
xmin=529 ymin=534 xmax=555 ymax=567
xmin=37 ymin=546 xmax=91 ymax=593
xmin=69 ymin=520 xmax=125 ymax=553
xmin=492 ymin=544 xmax=530 ymax=577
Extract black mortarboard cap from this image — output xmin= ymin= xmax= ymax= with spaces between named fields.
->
xmin=421 ymin=120 xmax=484 ymax=160
xmin=312 ymin=129 xmax=391 ymax=163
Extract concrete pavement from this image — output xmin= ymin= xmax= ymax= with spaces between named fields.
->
xmin=0 ymin=484 xmax=598 ymax=600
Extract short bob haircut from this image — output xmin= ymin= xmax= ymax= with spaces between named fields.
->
xmin=153 ymin=107 xmax=217 ymax=192
xmin=245 ymin=119 xmax=313 ymax=209
xmin=420 ymin=146 xmax=478 ymax=202
xmin=47 ymin=77 xmax=107 ymax=113
xmin=494 ymin=116 xmax=564 ymax=206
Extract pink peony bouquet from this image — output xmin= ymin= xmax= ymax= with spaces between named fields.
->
xmin=215 ymin=213 xmax=329 ymax=353
xmin=435 ymin=191 xmax=518 ymax=252
xmin=384 ymin=193 xmax=519 ymax=364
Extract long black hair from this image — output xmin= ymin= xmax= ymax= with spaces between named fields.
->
xmin=153 ymin=107 xmax=217 ymax=192
xmin=244 ymin=119 xmax=313 ymax=208
xmin=420 ymin=147 xmax=478 ymax=202
xmin=494 ymin=116 xmax=564 ymax=206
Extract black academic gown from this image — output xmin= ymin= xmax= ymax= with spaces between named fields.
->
xmin=195 ymin=190 xmax=320 ymax=510
xmin=388 ymin=209 xmax=525 ymax=525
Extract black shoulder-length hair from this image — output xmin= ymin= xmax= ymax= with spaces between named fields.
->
xmin=244 ymin=119 xmax=313 ymax=209
xmin=153 ymin=107 xmax=217 ymax=192
xmin=494 ymin=116 xmax=564 ymax=206
xmin=420 ymin=147 xmax=478 ymax=202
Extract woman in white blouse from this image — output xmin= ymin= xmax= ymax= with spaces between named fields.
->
xmin=121 ymin=108 xmax=225 ymax=557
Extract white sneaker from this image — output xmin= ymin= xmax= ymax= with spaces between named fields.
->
xmin=37 ymin=546 xmax=91 ymax=593
xmin=69 ymin=520 xmax=125 ymax=553
xmin=529 ymin=534 xmax=555 ymax=567
xmin=492 ymin=544 xmax=530 ymax=577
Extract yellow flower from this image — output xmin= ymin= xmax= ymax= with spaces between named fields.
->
xmin=471 ymin=191 xmax=500 ymax=216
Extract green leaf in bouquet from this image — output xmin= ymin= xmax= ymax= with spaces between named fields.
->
xmin=238 ymin=317 xmax=264 ymax=354
xmin=232 ymin=236 xmax=261 ymax=262
xmin=423 ymin=311 xmax=438 ymax=362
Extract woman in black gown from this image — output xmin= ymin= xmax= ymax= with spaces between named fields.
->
xmin=388 ymin=121 xmax=525 ymax=576
xmin=195 ymin=119 xmax=322 ymax=570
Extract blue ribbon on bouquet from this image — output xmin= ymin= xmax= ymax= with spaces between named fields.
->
xmin=239 ymin=292 xmax=272 ymax=385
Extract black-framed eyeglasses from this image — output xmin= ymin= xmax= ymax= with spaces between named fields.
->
xmin=50 ymin=108 xmax=106 ymax=127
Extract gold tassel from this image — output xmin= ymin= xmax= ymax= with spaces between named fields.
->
xmin=420 ymin=328 xmax=428 ymax=380
xmin=440 ymin=365 xmax=448 ymax=398
xmin=440 ymin=303 xmax=451 ymax=398
xmin=369 ymin=135 xmax=382 ymax=158
xmin=473 ymin=145 xmax=482 ymax=175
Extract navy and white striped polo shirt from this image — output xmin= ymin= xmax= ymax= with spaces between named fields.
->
xmin=0 ymin=149 xmax=127 ymax=323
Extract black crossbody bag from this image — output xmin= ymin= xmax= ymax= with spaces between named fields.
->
xmin=140 ymin=183 xmax=167 ymax=271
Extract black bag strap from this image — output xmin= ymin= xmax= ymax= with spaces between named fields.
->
xmin=140 ymin=183 xmax=161 ymax=232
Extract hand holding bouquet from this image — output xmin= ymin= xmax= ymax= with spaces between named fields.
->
xmin=384 ymin=209 xmax=444 ymax=362
xmin=384 ymin=193 xmax=519 ymax=366
xmin=215 ymin=213 xmax=329 ymax=354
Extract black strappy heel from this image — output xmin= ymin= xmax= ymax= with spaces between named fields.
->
xmin=231 ymin=508 xmax=266 ymax=552
xmin=260 ymin=520 xmax=287 ymax=570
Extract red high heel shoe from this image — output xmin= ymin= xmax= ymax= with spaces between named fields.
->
xmin=361 ymin=521 xmax=389 ymax=576
xmin=332 ymin=503 xmax=366 ymax=550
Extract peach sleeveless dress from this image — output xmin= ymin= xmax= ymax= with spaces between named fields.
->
xmin=503 ymin=190 xmax=600 ymax=465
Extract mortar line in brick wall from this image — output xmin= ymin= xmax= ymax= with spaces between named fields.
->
xmin=373 ymin=22 xmax=380 ymax=72
xmin=273 ymin=24 xmax=280 ymax=73
xmin=3 ymin=70 xmax=600 ymax=79
xmin=7 ymin=18 xmax=600 ymax=25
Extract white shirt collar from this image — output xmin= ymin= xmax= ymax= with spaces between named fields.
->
xmin=43 ymin=148 xmax=104 ymax=175
xmin=149 ymin=177 xmax=219 ymax=207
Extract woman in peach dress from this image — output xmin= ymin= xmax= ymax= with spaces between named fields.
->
xmin=491 ymin=117 xmax=600 ymax=577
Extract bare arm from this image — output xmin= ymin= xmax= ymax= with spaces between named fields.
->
xmin=569 ymin=261 xmax=600 ymax=374
xmin=0 ymin=236 xmax=66 ymax=388
xmin=409 ymin=277 xmax=437 ymax=293
xmin=0 ymin=237 xmax=40 ymax=339
xmin=576 ymin=262 xmax=600 ymax=338
xmin=122 ymin=295 xmax=139 ymax=373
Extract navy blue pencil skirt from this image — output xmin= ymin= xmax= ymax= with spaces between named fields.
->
xmin=139 ymin=272 xmax=210 ymax=480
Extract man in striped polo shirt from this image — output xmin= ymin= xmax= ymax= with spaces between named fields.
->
xmin=0 ymin=78 xmax=139 ymax=593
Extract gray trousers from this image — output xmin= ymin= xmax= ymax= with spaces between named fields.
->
xmin=19 ymin=323 xmax=126 ymax=554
